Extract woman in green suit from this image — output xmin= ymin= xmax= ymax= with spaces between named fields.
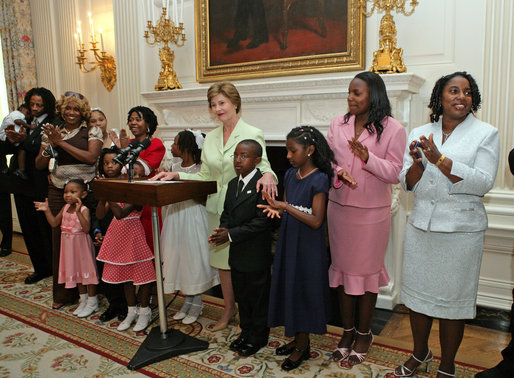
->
xmin=153 ymin=82 xmax=277 ymax=331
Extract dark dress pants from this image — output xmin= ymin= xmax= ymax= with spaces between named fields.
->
xmin=231 ymin=266 xmax=271 ymax=345
xmin=0 ymin=191 xmax=13 ymax=251
xmin=14 ymin=192 xmax=52 ymax=276
xmin=233 ymin=0 xmax=268 ymax=42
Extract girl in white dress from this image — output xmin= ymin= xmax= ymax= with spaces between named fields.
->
xmin=161 ymin=130 xmax=220 ymax=324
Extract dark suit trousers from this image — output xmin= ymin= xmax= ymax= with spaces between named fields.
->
xmin=231 ymin=266 xmax=271 ymax=345
xmin=14 ymin=193 xmax=52 ymax=276
xmin=0 ymin=191 xmax=13 ymax=250
xmin=233 ymin=0 xmax=268 ymax=41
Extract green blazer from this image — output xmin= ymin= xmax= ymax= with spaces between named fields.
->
xmin=179 ymin=118 xmax=276 ymax=215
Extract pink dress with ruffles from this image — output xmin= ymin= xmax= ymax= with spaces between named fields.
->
xmin=58 ymin=204 xmax=99 ymax=288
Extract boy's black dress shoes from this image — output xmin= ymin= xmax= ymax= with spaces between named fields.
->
xmin=238 ymin=341 xmax=267 ymax=357
xmin=229 ymin=335 xmax=248 ymax=351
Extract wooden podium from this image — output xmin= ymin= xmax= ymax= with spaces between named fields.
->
xmin=94 ymin=178 xmax=217 ymax=370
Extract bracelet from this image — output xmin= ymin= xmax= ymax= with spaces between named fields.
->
xmin=435 ymin=154 xmax=446 ymax=167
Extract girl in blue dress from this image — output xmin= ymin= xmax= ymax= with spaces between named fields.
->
xmin=260 ymin=126 xmax=334 ymax=371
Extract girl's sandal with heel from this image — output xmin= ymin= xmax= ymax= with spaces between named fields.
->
xmin=332 ymin=327 xmax=355 ymax=362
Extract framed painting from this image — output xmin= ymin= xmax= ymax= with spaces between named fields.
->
xmin=195 ymin=0 xmax=366 ymax=82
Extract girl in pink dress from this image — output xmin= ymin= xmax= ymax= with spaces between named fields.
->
xmin=96 ymin=197 xmax=156 ymax=332
xmin=34 ymin=179 xmax=99 ymax=317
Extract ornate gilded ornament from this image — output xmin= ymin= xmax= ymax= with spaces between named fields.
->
xmin=144 ymin=7 xmax=186 ymax=91
xmin=358 ymin=0 xmax=418 ymax=74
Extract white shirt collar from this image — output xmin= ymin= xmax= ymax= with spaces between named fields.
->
xmin=238 ymin=168 xmax=258 ymax=191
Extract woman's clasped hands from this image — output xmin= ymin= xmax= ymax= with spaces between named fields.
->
xmin=410 ymin=133 xmax=443 ymax=167
xmin=42 ymin=123 xmax=63 ymax=146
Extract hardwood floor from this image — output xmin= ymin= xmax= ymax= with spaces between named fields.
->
xmin=6 ymin=233 xmax=512 ymax=371
xmin=380 ymin=308 xmax=510 ymax=369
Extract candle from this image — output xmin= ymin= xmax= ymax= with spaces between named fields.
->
xmin=173 ymin=0 xmax=178 ymax=24
xmin=180 ymin=0 xmax=183 ymax=24
xmin=89 ymin=13 xmax=95 ymax=41
xmin=151 ymin=0 xmax=155 ymax=22
xmin=74 ymin=33 xmax=79 ymax=50
xmin=99 ymin=28 xmax=105 ymax=51
xmin=143 ymin=0 xmax=148 ymax=21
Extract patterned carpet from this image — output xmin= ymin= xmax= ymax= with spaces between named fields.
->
xmin=0 ymin=250 xmax=486 ymax=377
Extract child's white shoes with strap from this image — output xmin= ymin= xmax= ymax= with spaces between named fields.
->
xmin=133 ymin=306 xmax=152 ymax=332
xmin=117 ymin=306 xmax=138 ymax=331
xmin=77 ymin=296 xmax=99 ymax=318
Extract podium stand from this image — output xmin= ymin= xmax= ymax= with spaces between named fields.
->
xmin=94 ymin=178 xmax=217 ymax=370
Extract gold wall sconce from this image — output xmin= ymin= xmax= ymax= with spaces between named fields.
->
xmin=359 ymin=0 xmax=419 ymax=74
xmin=74 ymin=13 xmax=117 ymax=91
xmin=144 ymin=1 xmax=186 ymax=91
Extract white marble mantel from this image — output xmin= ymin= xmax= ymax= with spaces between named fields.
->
xmin=142 ymin=73 xmax=425 ymax=310
xmin=142 ymin=73 xmax=425 ymax=143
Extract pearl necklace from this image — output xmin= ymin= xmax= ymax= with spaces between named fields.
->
xmin=297 ymin=167 xmax=318 ymax=180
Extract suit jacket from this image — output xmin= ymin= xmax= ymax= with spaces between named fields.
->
xmin=399 ymin=114 xmax=500 ymax=232
xmin=327 ymin=114 xmax=406 ymax=208
xmin=219 ymin=169 xmax=272 ymax=272
xmin=509 ymin=148 xmax=514 ymax=175
xmin=179 ymin=118 xmax=276 ymax=215
xmin=3 ymin=116 xmax=52 ymax=198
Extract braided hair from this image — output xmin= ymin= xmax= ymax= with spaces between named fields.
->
xmin=98 ymin=146 xmax=121 ymax=176
xmin=176 ymin=129 xmax=205 ymax=164
xmin=344 ymin=71 xmax=392 ymax=141
xmin=64 ymin=178 xmax=88 ymax=192
xmin=287 ymin=126 xmax=335 ymax=182
xmin=428 ymin=71 xmax=481 ymax=123
xmin=127 ymin=106 xmax=158 ymax=137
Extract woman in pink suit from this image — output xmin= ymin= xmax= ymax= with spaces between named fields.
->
xmin=327 ymin=72 xmax=406 ymax=366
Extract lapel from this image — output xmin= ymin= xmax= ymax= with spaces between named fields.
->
xmin=223 ymin=118 xmax=243 ymax=153
xmin=438 ymin=113 xmax=473 ymax=152
xmin=233 ymin=170 xmax=262 ymax=207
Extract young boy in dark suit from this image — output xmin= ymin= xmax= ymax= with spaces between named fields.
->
xmin=208 ymin=139 xmax=272 ymax=357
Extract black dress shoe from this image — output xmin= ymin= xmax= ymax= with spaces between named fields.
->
xmin=238 ymin=341 xmax=267 ymax=357
xmin=117 ymin=310 xmax=127 ymax=321
xmin=246 ymin=35 xmax=269 ymax=49
xmin=0 ymin=248 xmax=12 ymax=257
xmin=281 ymin=346 xmax=310 ymax=371
xmin=24 ymin=272 xmax=50 ymax=284
xmin=99 ymin=306 xmax=119 ymax=322
xmin=229 ymin=336 xmax=248 ymax=351
xmin=276 ymin=342 xmax=296 ymax=356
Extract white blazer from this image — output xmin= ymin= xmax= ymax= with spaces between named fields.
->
xmin=399 ymin=114 xmax=500 ymax=232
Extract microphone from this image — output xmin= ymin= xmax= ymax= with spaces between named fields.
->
xmin=113 ymin=139 xmax=142 ymax=165
xmin=126 ymin=138 xmax=151 ymax=162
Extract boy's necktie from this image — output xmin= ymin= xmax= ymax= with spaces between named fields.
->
xmin=236 ymin=180 xmax=244 ymax=199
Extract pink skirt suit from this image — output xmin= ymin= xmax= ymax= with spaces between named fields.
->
xmin=327 ymin=114 xmax=406 ymax=295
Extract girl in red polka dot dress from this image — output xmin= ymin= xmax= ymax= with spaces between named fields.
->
xmin=96 ymin=194 xmax=156 ymax=332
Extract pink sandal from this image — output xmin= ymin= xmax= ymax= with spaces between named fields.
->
xmin=332 ymin=327 xmax=355 ymax=361
xmin=348 ymin=329 xmax=373 ymax=366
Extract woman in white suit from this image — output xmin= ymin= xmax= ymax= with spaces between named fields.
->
xmin=153 ymin=82 xmax=277 ymax=331
xmin=395 ymin=72 xmax=500 ymax=378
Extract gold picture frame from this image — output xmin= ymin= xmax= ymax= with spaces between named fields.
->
xmin=195 ymin=0 xmax=366 ymax=82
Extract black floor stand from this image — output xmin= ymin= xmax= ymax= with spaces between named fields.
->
xmin=127 ymin=327 xmax=209 ymax=370
xmin=127 ymin=207 xmax=209 ymax=370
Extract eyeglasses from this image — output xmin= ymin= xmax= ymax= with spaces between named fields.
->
xmin=64 ymin=91 xmax=85 ymax=100
xmin=231 ymin=154 xmax=251 ymax=161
